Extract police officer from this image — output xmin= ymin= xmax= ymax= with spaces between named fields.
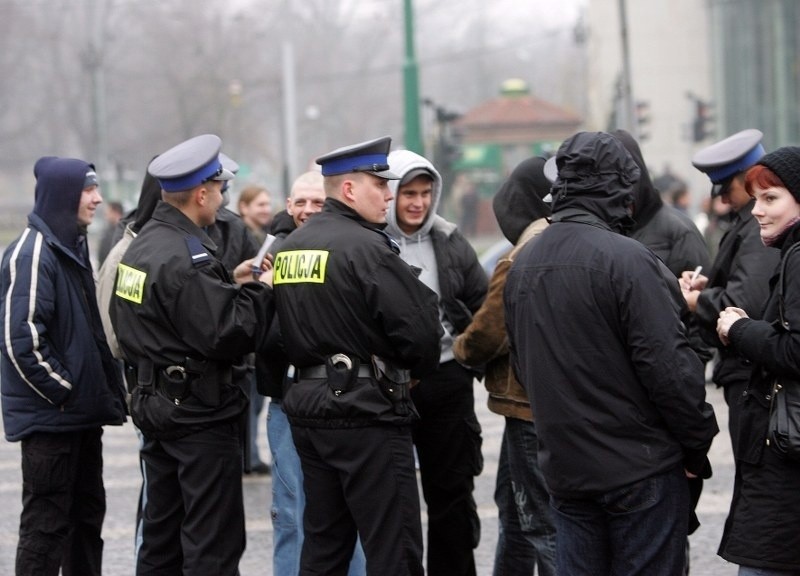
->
xmin=272 ymin=136 xmax=443 ymax=576
xmin=681 ymin=129 xmax=780 ymax=449
xmin=110 ymin=134 xmax=274 ymax=575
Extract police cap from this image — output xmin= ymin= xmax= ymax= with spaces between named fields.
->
xmin=692 ymin=129 xmax=765 ymax=197
xmin=315 ymin=136 xmax=399 ymax=180
xmin=148 ymin=134 xmax=235 ymax=192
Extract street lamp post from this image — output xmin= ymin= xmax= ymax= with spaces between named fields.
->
xmin=403 ymin=0 xmax=424 ymax=155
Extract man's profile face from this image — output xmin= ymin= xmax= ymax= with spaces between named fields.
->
xmin=349 ymin=173 xmax=393 ymax=225
xmin=396 ymin=175 xmax=433 ymax=235
xmin=77 ymin=185 xmax=103 ymax=228
xmin=199 ymin=181 xmax=224 ymax=227
xmin=719 ymin=175 xmax=751 ymax=212
xmin=287 ymin=184 xmax=325 ymax=228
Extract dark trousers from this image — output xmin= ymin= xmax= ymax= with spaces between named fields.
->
xmin=136 ymin=422 xmax=245 ymax=576
xmin=16 ymin=428 xmax=106 ymax=576
xmin=551 ymin=465 xmax=690 ymax=576
xmin=494 ymin=417 xmax=557 ymax=576
xmin=411 ymin=360 xmax=483 ymax=576
xmin=292 ymin=424 xmax=423 ymax=576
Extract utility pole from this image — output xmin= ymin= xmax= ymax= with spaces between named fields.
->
xmin=402 ymin=0 xmax=423 ymax=154
xmin=85 ymin=0 xmax=108 ymax=176
xmin=618 ymin=0 xmax=636 ymax=136
xmin=281 ymin=41 xmax=298 ymax=194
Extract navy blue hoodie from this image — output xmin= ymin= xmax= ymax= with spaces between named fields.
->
xmin=0 ymin=156 xmax=127 ymax=441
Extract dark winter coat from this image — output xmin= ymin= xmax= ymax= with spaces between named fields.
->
xmin=696 ymin=201 xmax=780 ymax=388
xmin=504 ymin=132 xmax=718 ymax=498
xmin=454 ymin=156 xmax=552 ymax=421
xmin=1 ymin=157 xmax=127 ymax=441
xmin=718 ymin=222 xmax=800 ymax=570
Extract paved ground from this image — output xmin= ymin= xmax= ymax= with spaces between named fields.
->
xmin=0 ymin=384 xmax=738 ymax=574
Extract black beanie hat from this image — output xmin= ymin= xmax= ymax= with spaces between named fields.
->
xmin=757 ymin=146 xmax=800 ymax=202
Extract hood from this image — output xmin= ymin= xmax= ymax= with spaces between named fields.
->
xmin=269 ymin=209 xmax=297 ymax=237
xmin=32 ymin=156 xmax=95 ymax=251
xmin=550 ymin=132 xmax=639 ymax=234
xmin=611 ymin=129 xmax=662 ymax=230
xmin=386 ymin=150 xmax=442 ymax=239
xmin=492 ymin=156 xmax=552 ymax=244
xmin=132 ymin=169 xmax=163 ymax=233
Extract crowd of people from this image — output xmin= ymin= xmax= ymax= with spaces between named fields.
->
xmin=0 ymin=125 xmax=798 ymax=576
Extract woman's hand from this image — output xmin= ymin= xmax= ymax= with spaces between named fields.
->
xmin=717 ymin=307 xmax=748 ymax=345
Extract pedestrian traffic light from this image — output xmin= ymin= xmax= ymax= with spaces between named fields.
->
xmin=692 ymin=99 xmax=714 ymax=142
xmin=635 ymin=100 xmax=650 ymax=141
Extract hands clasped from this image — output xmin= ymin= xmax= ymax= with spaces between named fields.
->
xmin=716 ymin=306 xmax=748 ymax=345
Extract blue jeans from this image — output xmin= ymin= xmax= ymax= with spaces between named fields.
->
xmin=267 ymin=401 xmax=366 ymax=576
xmin=551 ymin=465 xmax=689 ymax=576
xmin=493 ymin=417 xmax=557 ymax=576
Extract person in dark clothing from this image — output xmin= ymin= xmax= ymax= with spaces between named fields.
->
xmin=260 ymin=170 xmax=366 ymax=575
xmin=504 ymin=132 xmax=718 ymax=576
xmin=715 ymin=147 xmax=800 ymax=574
xmin=1 ymin=157 xmax=128 ymax=576
xmin=111 ymin=134 xmax=274 ymax=575
xmin=612 ymin=130 xmax=711 ymax=279
xmin=272 ymin=136 xmax=442 ymax=576
xmin=454 ymin=156 xmax=557 ymax=576
xmin=385 ymin=149 xmax=488 ymax=576
xmin=681 ymin=129 xmax=781 ymax=452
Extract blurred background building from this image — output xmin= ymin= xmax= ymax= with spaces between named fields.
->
xmin=0 ymin=0 xmax=797 ymax=245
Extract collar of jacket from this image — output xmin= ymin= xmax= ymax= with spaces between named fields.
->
xmin=152 ymin=201 xmax=218 ymax=253
xmin=325 ymin=197 xmax=389 ymax=232
xmin=550 ymin=207 xmax=614 ymax=232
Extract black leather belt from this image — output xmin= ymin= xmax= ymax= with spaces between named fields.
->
xmin=297 ymin=364 xmax=373 ymax=380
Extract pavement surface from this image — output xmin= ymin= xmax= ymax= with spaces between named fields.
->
xmin=0 ymin=384 xmax=738 ymax=575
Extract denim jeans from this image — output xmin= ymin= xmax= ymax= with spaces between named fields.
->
xmin=551 ymin=465 xmax=689 ymax=576
xmin=267 ymin=400 xmax=365 ymax=576
xmin=493 ymin=426 xmax=536 ymax=576
xmin=493 ymin=417 xmax=557 ymax=576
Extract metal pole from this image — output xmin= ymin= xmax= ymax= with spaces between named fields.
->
xmin=403 ymin=0 xmax=424 ymax=154
xmin=281 ymin=41 xmax=298 ymax=194
xmin=618 ymin=0 xmax=636 ymax=136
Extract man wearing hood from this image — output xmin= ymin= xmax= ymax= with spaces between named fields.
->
xmin=612 ymin=130 xmax=710 ymax=278
xmin=386 ymin=149 xmax=488 ymax=576
xmin=1 ymin=156 xmax=128 ymax=575
xmin=504 ymin=132 xmax=718 ymax=575
xmin=453 ymin=156 xmax=557 ymax=576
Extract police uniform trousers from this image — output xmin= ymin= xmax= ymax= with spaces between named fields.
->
xmin=291 ymin=423 xmax=424 ymax=576
xmin=136 ymin=421 xmax=245 ymax=576
xmin=411 ymin=360 xmax=483 ymax=576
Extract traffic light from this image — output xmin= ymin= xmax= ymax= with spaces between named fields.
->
xmin=635 ymin=100 xmax=650 ymax=141
xmin=692 ymin=99 xmax=714 ymax=142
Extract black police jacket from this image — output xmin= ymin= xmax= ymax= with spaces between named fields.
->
xmin=111 ymin=202 xmax=274 ymax=438
xmin=273 ymin=198 xmax=443 ymax=427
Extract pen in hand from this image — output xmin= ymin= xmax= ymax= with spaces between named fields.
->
xmin=688 ymin=265 xmax=702 ymax=289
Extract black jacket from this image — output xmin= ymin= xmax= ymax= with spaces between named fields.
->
xmin=273 ymin=198 xmax=443 ymax=427
xmin=718 ymin=223 xmax=800 ymax=569
xmin=111 ymin=202 xmax=273 ymax=438
xmin=695 ymin=201 xmax=780 ymax=387
xmin=504 ymin=132 xmax=718 ymax=498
